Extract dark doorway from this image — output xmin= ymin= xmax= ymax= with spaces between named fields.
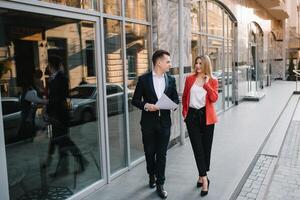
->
xmin=14 ymin=40 xmax=36 ymax=87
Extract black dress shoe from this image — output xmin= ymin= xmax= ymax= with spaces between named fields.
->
xmin=197 ymin=181 xmax=203 ymax=188
xmin=156 ymin=185 xmax=168 ymax=199
xmin=200 ymin=179 xmax=210 ymax=197
xmin=149 ymin=175 xmax=156 ymax=188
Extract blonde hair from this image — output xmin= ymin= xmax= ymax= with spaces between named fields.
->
xmin=194 ymin=55 xmax=213 ymax=78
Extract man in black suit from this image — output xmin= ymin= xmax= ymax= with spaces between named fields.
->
xmin=132 ymin=50 xmax=179 ymax=199
xmin=46 ymin=56 xmax=85 ymax=175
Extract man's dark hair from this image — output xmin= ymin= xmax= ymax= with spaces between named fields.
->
xmin=152 ymin=49 xmax=170 ymax=65
xmin=48 ymin=55 xmax=62 ymax=71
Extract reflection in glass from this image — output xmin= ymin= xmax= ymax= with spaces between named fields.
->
xmin=208 ymin=38 xmax=223 ymax=111
xmin=103 ymin=0 xmax=121 ymax=16
xmin=126 ymin=0 xmax=148 ymax=21
xmin=0 ymin=9 xmax=102 ymax=200
xmin=40 ymin=0 xmax=97 ymax=10
xmin=125 ymin=23 xmax=150 ymax=162
xmin=207 ymin=1 xmax=223 ymax=36
xmin=104 ymin=19 xmax=127 ymax=173
xmin=224 ymin=40 xmax=234 ymax=109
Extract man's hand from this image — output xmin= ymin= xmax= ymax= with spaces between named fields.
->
xmin=145 ymin=103 xmax=159 ymax=112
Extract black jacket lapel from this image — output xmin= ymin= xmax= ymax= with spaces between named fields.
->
xmin=148 ymin=72 xmax=158 ymax=101
xmin=164 ymin=74 xmax=169 ymax=94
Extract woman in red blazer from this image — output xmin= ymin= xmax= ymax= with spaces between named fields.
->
xmin=182 ymin=55 xmax=218 ymax=196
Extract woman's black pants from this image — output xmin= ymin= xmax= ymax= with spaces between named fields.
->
xmin=185 ymin=107 xmax=215 ymax=177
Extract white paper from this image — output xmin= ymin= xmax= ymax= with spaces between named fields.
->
xmin=155 ymin=93 xmax=178 ymax=110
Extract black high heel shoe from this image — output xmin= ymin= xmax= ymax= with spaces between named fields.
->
xmin=200 ymin=179 xmax=210 ymax=197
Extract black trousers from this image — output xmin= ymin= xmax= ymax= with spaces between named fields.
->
xmin=49 ymin=121 xmax=81 ymax=161
xmin=142 ymin=123 xmax=171 ymax=185
xmin=185 ymin=107 xmax=215 ymax=177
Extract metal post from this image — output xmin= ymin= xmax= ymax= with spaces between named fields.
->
xmin=178 ymin=0 xmax=185 ymax=145
xmin=296 ymin=73 xmax=298 ymax=92
xmin=293 ymin=70 xmax=300 ymax=92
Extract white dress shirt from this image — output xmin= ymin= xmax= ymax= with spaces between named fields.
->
xmin=152 ymin=71 xmax=166 ymax=99
xmin=189 ymin=83 xmax=207 ymax=109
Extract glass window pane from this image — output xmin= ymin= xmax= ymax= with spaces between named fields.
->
xmin=40 ymin=0 xmax=98 ymax=10
xmin=208 ymin=38 xmax=223 ymax=111
xmin=125 ymin=23 xmax=150 ymax=162
xmin=104 ymin=19 xmax=127 ymax=173
xmin=103 ymin=0 xmax=121 ymax=16
xmin=207 ymin=1 xmax=223 ymax=36
xmin=0 ymin=9 xmax=102 ymax=199
xmin=126 ymin=0 xmax=148 ymax=21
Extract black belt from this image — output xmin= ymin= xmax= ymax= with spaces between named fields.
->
xmin=188 ymin=107 xmax=205 ymax=114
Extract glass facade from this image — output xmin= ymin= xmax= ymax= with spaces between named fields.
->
xmin=191 ymin=0 xmax=235 ymax=112
xmin=0 ymin=9 xmax=102 ymax=199
xmin=0 ymin=0 xmax=150 ymax=199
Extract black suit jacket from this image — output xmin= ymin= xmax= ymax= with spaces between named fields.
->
xmin=47 ymin=70 xmax=70 ymax=123
xmin=132 ymin=71 xmax=179 ymax=128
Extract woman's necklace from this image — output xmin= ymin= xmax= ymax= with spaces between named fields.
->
xmin=195 ymin=77 xmax=204 ymax=86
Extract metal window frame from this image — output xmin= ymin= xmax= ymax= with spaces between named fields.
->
xmin=104 ymin=0 xmax=152 ymax=182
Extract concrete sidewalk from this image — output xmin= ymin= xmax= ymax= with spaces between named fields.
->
xmin=84 ymin=81 xmax=295 ymax=200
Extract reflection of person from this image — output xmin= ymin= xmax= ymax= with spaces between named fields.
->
xmin=46 ymin=55 xmax=86 ymax=175
xmin=33 ymin=69 xmax=45 ymax=98
xmin=182 ymin=55 xmax=218 ymax=196
xmin=18 ymin=81 xmax=48 ymax=141
xmin=132 ymin=50 xmax=179 ymax=199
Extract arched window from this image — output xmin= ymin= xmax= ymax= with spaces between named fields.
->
xmin=191 ymin=0 xmax=236 ymax=111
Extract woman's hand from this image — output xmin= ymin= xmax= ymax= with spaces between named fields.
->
xmin=204 ymin=75 xmax=210 ymax=83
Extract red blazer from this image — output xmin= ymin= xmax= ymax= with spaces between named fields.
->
xmin=182 ymin=74 xmax=218 ymax=125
